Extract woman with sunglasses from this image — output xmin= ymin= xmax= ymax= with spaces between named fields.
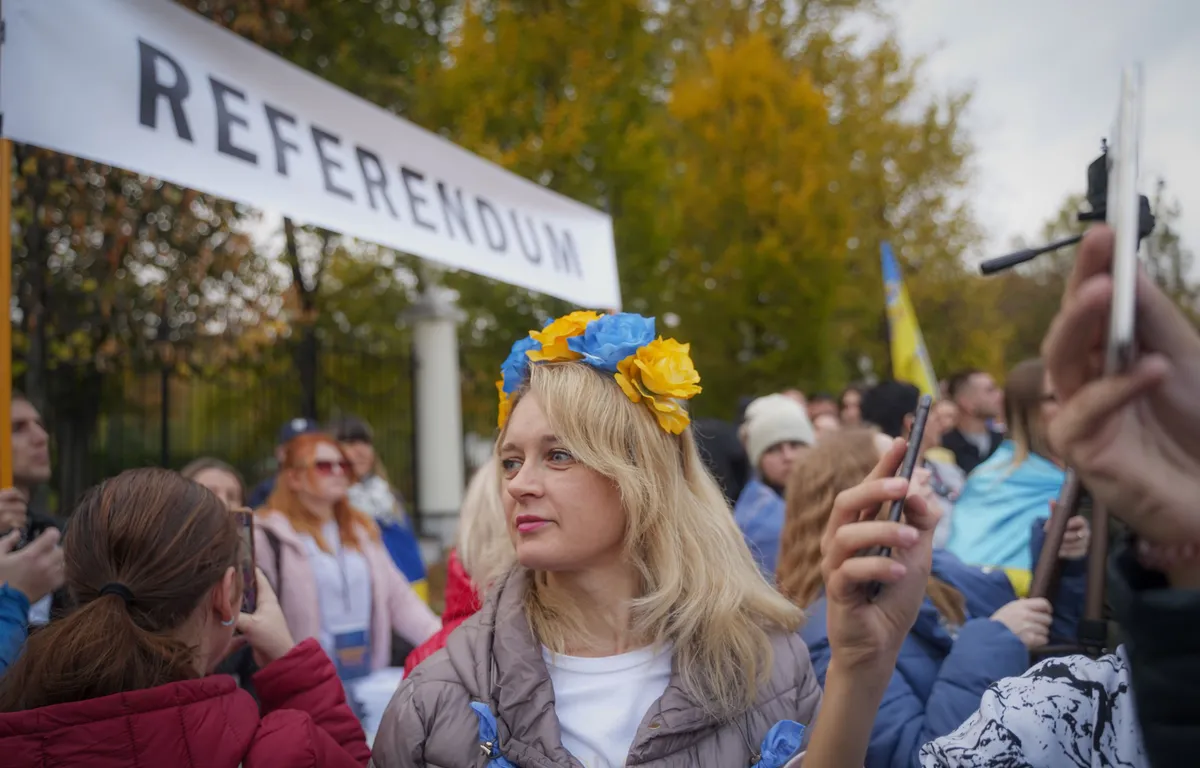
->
xmin=257 ymin=433 xmax=439 ymax=690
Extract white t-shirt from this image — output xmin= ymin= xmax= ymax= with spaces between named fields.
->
xmin=302 ymin=521 xmax=373 ymax=662
xmin=543 ymin=644 xmax=673 ymax=768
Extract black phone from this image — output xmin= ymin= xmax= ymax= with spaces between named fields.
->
xmin=233 ymin=508 xmax=258 ymax=613
xmin=867 ymin=394 xmax=933 ymax=600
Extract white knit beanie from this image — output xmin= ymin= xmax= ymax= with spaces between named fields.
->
xmin=741 ymin=394 xmax=816 ymax=469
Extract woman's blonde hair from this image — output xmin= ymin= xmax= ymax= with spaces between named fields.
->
xmin=777 ymin=428 xmax=966 ymax=625
xmin=501 ymin=363 xmax=803 ymax=722
xmin=1004 ymin=358 xmax=1054 ymax=466
xmin=456 ymin=457 xmax=514 ymax=588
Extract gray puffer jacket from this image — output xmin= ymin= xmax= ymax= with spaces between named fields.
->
xmin=370 ymin=568 xmax=822 ymax=767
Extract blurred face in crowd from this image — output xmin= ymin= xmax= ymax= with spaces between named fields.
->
xmin=840 ymin=389 xmax=862 ymax=426
xmin=961 ymin=373 xmax=1002 ymax=420
xmin=814 ymin=413 xmax=841 ymax=440
xmin=192 ymin=467 xmax=244 ymax=509
xmin=288 ymin=440 xmax=352 ymax=509
xmin=760 ymin=440 xmax=807 ymax=488
xmin=341 ymin=439 xmax=376 ymax=480
xmin=808 ymin=398 xmax=839 ymax=421
xmin=12 ymin=399 xmax=51 ymax=490
xmin=499 ymin=394 xmax=625 ymax=572
xmin=932 ymin=400 xmax=959 ymax=440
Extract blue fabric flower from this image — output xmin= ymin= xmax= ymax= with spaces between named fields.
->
xmin=752 ymin=719 xmax=806 ymax=768
xmin=500 ymin=335 xmax=540 ymax=394
xmin=566 ymin=313 xmax=656 ymax=373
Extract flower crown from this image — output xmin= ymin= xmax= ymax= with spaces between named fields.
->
xmin=496 ymin=311 xmax=702 ymax=435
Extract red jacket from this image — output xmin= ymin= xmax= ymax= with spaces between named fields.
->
xmin=0 ymin=638 xmax=370 ymax=768
xmin=404 ymin=549 xmax=482 ymax=676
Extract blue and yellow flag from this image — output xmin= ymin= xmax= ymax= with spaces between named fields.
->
xmin=881 ymin=243 xmax=938 ymax=397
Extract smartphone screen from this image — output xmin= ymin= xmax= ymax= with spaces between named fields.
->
xmin=1105 ymin=64 xmax=1143 ymax=375
xmin=233 ymin=509 xmax=257 ymax=613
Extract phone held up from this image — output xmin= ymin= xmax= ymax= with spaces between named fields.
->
xmin=233 ymin=508 xmax=258 ymax=614
xmin=1105 ymin=63 xmax=1144 ymax=377
xmin=866 ymin=394 xmax=933 ymax=601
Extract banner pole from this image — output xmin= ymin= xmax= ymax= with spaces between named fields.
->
xmin=0 ymin=137 xmax=12 ymax=488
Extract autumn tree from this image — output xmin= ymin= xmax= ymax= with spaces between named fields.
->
xmin=11 ymin=146 xmax=269 ymax=507
xmin=660 ymin=31 xmax=851 ymax=407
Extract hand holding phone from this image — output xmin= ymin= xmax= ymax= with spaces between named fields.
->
xmin=1105 ymin=63 xmax=1144 ymax=376
xmin=233 ymin=508 xmax=258 ymax=613
xmin=866 ymin=394 xmax=933 ymax=600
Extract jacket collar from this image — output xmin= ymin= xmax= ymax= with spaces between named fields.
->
xmin=447 ymin=568 xmax=751 ymax=766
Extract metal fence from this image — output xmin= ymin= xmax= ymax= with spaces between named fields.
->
xmin=88 ymin=338 xmax=416 ymax=512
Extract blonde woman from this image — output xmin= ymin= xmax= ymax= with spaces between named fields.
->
xmin=404 ymin=458 xmax=514 ymax=675
xmin=777 ymin=429 xmax=1088 ymax=768
xmin=371 ymin=312 xmax=945 ymax=768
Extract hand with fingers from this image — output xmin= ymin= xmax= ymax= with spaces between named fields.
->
xmin=1050 ymin=515 xmax=1091 ymax=561
xmin=991 ymin=598 xmax=1052 ymax=649
xmin=803 ymin=437 xmax=943 ymax=768
xmin=1042 ymin=224 xmax=1200 ymax=550
xmin=820 ymin=436 xmax=942 ymax=672
xmin=0 ymin=489 xmax=30 ymax=535
xmin=0 ymin=528 xmax=65 ymax=604
xmin=233 ymin=568 xmax=296 ymax=669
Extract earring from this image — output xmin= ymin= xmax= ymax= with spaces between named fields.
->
xmin=220 ymin=617 xmax=236 ymax=627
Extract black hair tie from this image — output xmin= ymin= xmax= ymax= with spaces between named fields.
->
xmin=98 ymin=583 xmax=135 ymax=606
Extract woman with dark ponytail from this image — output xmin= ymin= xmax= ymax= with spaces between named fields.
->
xmin=0 ymin=468 xmax=370 ymax=767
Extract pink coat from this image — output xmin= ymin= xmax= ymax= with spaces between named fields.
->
xmin=255 ymin=511 xmax=440 ymax=671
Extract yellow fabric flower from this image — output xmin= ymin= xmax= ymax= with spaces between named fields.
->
xmin=496 ymin=380 xmax=512 ymax=430
xmin=614 ymin=338 xmax=702 ymax=435
xmin=528 ymin=310 xmax=602 ymax=362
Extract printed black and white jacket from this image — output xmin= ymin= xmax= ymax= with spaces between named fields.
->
xmin=919 ymin=645 xmax=1147 ymax=768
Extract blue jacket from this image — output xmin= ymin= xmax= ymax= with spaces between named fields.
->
xmin=946 ymin=440 xmax=1065 ymax=572
xmin=0 ymin=585 xmax=30 ymax=673
xmin=802 ymin=520 xmax=1085 ymax=768
xmin=733 ymin=478 xmax=785 ymax=579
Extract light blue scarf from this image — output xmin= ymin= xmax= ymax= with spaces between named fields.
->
xmin=945 ymin=440 xmax=1065 ymax=572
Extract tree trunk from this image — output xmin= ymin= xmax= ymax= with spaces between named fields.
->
xmin=284 ymin=218 xmax=320 ymax=420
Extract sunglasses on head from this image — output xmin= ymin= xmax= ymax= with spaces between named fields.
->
xmin=311 ymin=460 xmax=353 ymax=476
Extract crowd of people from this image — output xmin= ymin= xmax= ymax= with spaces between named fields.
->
xmin=0 ymin=225 xmax=1194 ymax=767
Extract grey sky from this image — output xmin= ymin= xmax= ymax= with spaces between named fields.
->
xmin=893 ymin=0 xmax=1199 ymax=269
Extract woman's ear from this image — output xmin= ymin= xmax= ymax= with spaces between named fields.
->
xmin=212 ymin=566 xmax=240 ymax=622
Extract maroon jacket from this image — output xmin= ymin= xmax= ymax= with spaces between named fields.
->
xmin=0 ymin=638 xmax=369 ymax=768
xmin=404 ymin=549 xmax=482 ymax=677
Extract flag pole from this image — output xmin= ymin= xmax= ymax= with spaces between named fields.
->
xmin=0 ymin=137 xmax=12 ymax=488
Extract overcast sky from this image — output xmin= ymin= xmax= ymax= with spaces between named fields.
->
xmin=892 ymin=0 xmax=1199 ymax=270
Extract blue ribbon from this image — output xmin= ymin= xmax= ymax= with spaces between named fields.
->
xmin=752 ymin=720 xmax=806 ymax=768
xmin=469 ymin=701 xmax=518 ymax=767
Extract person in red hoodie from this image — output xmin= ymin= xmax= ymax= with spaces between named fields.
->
xmin=404 ymin=459 xmax=514 ymax=676
xmin=0 ymin=467 xmax=370 ymax=768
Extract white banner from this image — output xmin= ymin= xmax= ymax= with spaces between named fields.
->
xmin=0 ymin=0 xmax=621 ymax=309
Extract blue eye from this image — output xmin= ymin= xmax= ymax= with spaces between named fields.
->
xmin=500 ymin=458 xmax=522 ymax=475
xmin=548 ymin=448 xmax=573 ymax=464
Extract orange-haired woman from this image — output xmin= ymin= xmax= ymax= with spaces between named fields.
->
xmin=256 ymin=433 xmax=438 ymax=681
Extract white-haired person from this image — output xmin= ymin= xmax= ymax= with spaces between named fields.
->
xmin=734 ymin=393 xmax=817 ymax=578
xmin=371 ymin=311 xmax=945 ymax=768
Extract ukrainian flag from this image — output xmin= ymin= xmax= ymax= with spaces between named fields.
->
xmin=881 ymin=243 xmax=938 ymax=397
